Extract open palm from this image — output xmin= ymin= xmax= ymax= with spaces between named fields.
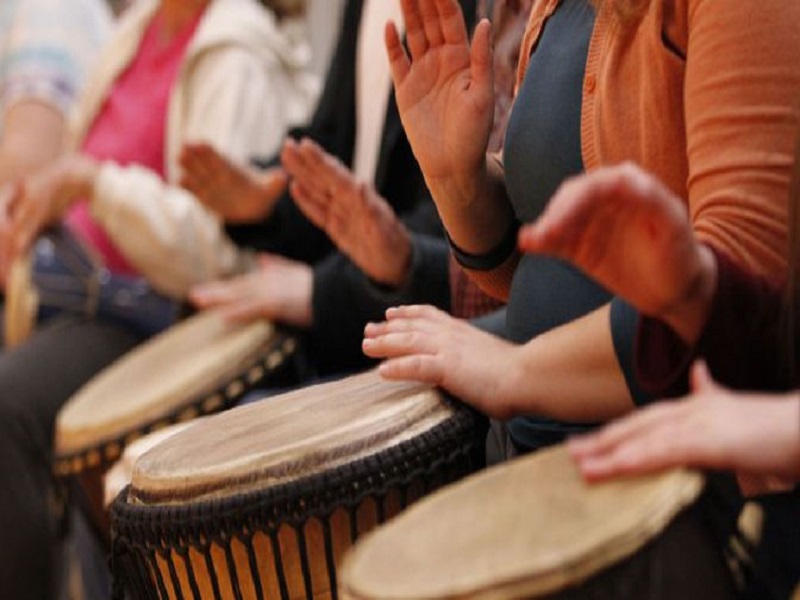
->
xmin=387 ymin=0 xmax=494 ymax=183
xmin=519 ymin=164 xmax=716 ymax=330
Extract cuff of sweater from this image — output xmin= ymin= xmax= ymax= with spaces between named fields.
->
xmin=362 ymin=234 xmax=450 ymax=308
xmin=611 ymin=297 xmax=656 ymax=405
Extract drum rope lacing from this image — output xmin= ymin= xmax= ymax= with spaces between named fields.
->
xmin=110 ymin=404 xmax=480 ymax=600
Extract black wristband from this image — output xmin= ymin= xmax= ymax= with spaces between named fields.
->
xmin=446 ymin=220 xmax=520 ymax=271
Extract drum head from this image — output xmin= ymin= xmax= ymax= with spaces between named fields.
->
xmin=129 ymin=369 xmax=457 ymax=505
xmin=4 ymin=252 xmax=37 ymax=348
xmin=56 ymin=311 xmax=281 ymax=468
xmin=340 ymin=445 xmax=704 ymax=600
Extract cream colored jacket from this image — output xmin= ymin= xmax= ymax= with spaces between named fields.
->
xmin=69 ymin=0 xmax=318 ymax=298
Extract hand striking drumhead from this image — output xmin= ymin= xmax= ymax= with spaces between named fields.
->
xmin=340 ymin=445 xmax=704 ymax=600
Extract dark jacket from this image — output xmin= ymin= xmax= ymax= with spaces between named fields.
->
xmin=227 ymin=0 xmax=476 ymax=376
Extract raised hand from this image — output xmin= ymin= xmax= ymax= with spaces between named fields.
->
xmin=387 ymin=0 xmax=494 ymax=186
xmin=519 ymin=163 xmax=718 ymax=344
xmin=569 ymin=361 xmax=800 ymax=484
xmin=189 ymin=253 xmax=313 ymax=327
xmin=281 ymin=138 xmax=412 ymax=287
xmin=363 ymin=304 xmax=521 ymax=418
xmin=180 ymin=142 xmax=288 ymax=223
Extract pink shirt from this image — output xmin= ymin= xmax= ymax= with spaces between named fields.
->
xmin=65 ymin=9 xmax=202 ymax=274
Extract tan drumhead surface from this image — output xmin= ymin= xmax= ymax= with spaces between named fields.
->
xmin=56 ymin=311 xmax=275 ymax=456
xmin=340 ymin=445 xmax=704 ymax=600
xmin=130 ymin=370 xmax=455 ymax=505
xmin=4 ymin=252 xmax=37 ymax=348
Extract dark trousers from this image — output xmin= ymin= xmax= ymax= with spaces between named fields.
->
xmin=0 ymin=314 xmax=141 ymax=600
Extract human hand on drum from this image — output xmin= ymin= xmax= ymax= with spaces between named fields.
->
xmin=0 ymin=154 xmax=97 ymax=286
xmin=519 ymin=163 xmax=718 ymax=345
xmin=0 ymin=181 xmax=21 ymax=287
xmin=180 ymin=142 xmax=289 ymax=223
xmin=281 ymin=137 xmax=413 ymax=288
xmin=190 ymin=253 xmax=313 ymax=327
xmin=363 ymin=304 xmax=522 ymax=419
xmin=387 ymin=0 xmax=494 ymax=193
xmin=569 ymin=361 xmax=800 ymax=486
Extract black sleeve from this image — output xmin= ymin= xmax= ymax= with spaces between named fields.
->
xmin=225 ymin=0 xmax=362 ymax=261
xmin=308 ymin=234 xmax=450 ymax=377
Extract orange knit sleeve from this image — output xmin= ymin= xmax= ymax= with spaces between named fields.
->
xmin=683 ymin=0 xmax=800 ymax=283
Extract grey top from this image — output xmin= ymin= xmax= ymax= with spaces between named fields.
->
xmin=501 ymin=0 xmax=608 ymax=450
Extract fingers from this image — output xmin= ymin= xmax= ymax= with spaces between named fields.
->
xmin=362 ymin=329 xmax=439 ymax=359
xmin=418 ymin=0 xmax=444 ymax=48
xmin=435 ymin=0 xmax=468 ymax=44
xmin=400 ymin=0 xmax=429 ymax=60
xmin=470 ymin=19 xmax=494 ymax=95
xmin=363 ymin=305 xmax=451 ymax=358
xmin=7 ymin=181 xmax=39 ymax=257
xmin=217 ymin=297 xmax=270 ymax=324
xmin=378 ymin=355 xmax=446 ymax=385
xmin=189 ymin=280 xmax=239 ymax=309
xmin=180 ymin=143 xmax=224 ymax=183
xmin=282 ymin=138 xmax=332 ymax=191
xmin=569 ymin=401 xmax=677 ymax=460
xmin=690 ymin=360 xmax=721 ymax=394
xmin=386 ymin=304 xmax=450 ymax=322
xmin=289 ymin=180 xmax=328 ymax=228
xmin=575 ymin=429 xmax=681 ymax=482
xmin=292 ymin=138 xmax=356 ymax=199
xmin=385 ymin=22 xmax=411 ymax=84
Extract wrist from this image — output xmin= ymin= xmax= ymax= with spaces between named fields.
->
xmin=372 ymin=225 xmax=413 ymax=289
xmin=427 ymin=156 xmax=515 ymax=256
xmin=661 ymin=244 xmax=718 ymax=345
xmin=281 ymin=262 xmax=313 ymax=328
xmin=54 ymin=154 xmax=98 ymax=215
xmin=493 ymin=344 xmax=529 ymax=420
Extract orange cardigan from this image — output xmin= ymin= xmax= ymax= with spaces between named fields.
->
xmin=473 ymin=0 xmax=800 ymax=299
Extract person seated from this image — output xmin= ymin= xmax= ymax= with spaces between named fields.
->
xmin=0 ymin=0 xmax=317 ymax=596
xmin=180 ymin=0 xmax=487 ymax=380
xmin=0 ymin=0 xmax=111 ymax=185
xmin=520 ymin=160 xmax=800 ymax=600
xmin=363 ymin=0 xmax=800 ymax=456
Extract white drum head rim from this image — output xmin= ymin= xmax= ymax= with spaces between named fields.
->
xmin=55 ymin=311 xmax=279 ymax=461
xmin=128 ymin=370 xmax=457 ymax=505
xmin=340 ymin=445 xmax=705 ymax=600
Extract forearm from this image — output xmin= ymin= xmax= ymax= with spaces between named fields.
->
xmin=0 ymin=101 xmax=66 ymax=185
xmin=428 ymin=154 xmax=516 ymax=255
xmin=500 ymin=304 xmax=635 ymax=423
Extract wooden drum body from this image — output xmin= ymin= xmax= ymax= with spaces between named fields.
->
xmin=341 ymin=445 xmax=739 ymax=600
xmin=110 ymin=370 xmax=478 ymax=600
xmin=55 ymin=310 xmax=296 ymax=537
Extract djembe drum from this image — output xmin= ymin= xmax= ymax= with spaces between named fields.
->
xmin=55 ymin=310 xmax=297 ymax=539
xmin=340 ymin=444 xmax=739 ymax=599
xmin=5 ymin=228 xmax=179 ymax=347
xmin=110 ymin=370 xmax=478 ymax=600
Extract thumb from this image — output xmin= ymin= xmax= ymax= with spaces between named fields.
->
xmin=262 ymin=168 xmax=289 ymax=198
xmin=470 ymin=19 xmax=494 ymax=96
xmin=690 ymin=360 xmax=719 ymax=394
